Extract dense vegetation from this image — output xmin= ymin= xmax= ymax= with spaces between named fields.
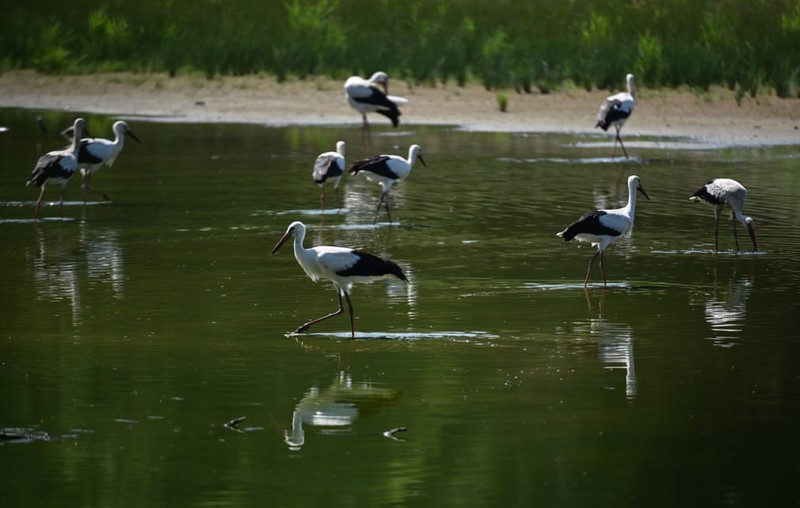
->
xmin=3 ymin=0 xmax=800 ymax=97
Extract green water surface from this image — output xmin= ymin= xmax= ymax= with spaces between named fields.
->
xmin=1 ymin=109 xmax=799 ymax=507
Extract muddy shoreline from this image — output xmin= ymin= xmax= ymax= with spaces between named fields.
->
xmin=2 ymin=71 xmax=799 ymax=147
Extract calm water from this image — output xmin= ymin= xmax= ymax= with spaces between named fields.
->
xmin=1 ymin=108 xmax=799 ymax=507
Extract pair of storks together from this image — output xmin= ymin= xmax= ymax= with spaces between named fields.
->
xmin=26 ymin=118 xmax=141 ymax=218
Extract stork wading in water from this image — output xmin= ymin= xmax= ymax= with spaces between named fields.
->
xmin=312 ymin=141 xmax=346 ymax=209
xmin=270 ymin=221 xmax=408 ymax=339
xmin=557 ymin=175 xmax=650 ymax=287
xmin=689 ymin=178 xmax=757 ymax=253
xmin=344 ymin=71 xmax=407 ymax=145
xmin=349 ymin=144 xmax=426 ymax=223
xmin=595 ymin=73 xmax=636 ymax=159
xmin=26 ymin=117 xmax=91 ymax=218
xmin=64 ymin=120 xmax=141 ymax=204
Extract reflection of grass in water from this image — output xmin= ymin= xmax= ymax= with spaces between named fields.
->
xmin=9 ymin=1 xmax=800 ymax=97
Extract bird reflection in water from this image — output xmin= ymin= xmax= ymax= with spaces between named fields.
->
xmin=575 ymin=290 xmax=638 ymax=399
xmin=33 ymin=226 xmax=81 ymax=325
xmin=692 ymin=264 xmax=753 ymax=348
xmin=32 ymin=223 xmax=125 ymax=326
xmin=285 ymin=370 xmax=400 ymax=450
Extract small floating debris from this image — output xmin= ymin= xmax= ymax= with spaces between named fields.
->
xmin=382 ymin=426 xmax=408 ymax=441
xmin=0 ymin=430 xmax=51 ymax=443
xmin=223 ymin=416 xmax=247 ymax=431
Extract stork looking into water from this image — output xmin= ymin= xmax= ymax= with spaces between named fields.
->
xmin=557 ymin=175 xmax=650 ymax=287
xmin=689 ymin=178 xmax=757 ymax=253
xmin=312 ymin=141 xmax=346 ymax=209
xmin=270 ymin=221 xmax=408 ymax=339
xmin=595 ymin=73 xmax=636 ymax=159
xmin=349 ymin=144 xmax=426 ymax=223
xmin=344 ymin=71 xmax=407 ymax=145
xmin=26 ymin=117 xmax=90 ymax=218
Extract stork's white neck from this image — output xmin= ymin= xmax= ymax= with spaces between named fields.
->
xmin=624 ymin=179 xmax=639 ymax=221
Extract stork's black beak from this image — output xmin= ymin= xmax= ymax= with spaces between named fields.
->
xmin=59 ymin=126 xmax=74 ymax=141
xmin=127 ymin=128 xmax=142 ymax=143
xmin=747 ymin=223 xmax=758 ymax=252
xmin=270 ymin=231 xmax=291 ymax=255
xmin=638 ymin=184 xmax=650 ymax=200
xmin=418 ymin=154 xmax=427 ymax=167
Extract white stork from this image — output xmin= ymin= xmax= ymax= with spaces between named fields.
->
xmin=595 ymin=73 xmax=636 ymax=159
xmin=312 ymin=140 xmax=346 ymax=209
xmin=344 ymin=71 xmax=408 ymax=145
xmin=26 ymin=117 xmax=90 ymax=218
xmin=349 ymin=144 xmax=426 ymax=223
xmin=271 ymin=221 xmax=408 ymax=339
xmin=689 ymin=178 xmax=757 ymax=253
xmin=66 ymin=120 xmax=141 ymax=203
xmin=557 ymin=175 xmax=650 ymax=287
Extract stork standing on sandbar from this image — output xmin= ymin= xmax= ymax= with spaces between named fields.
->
xmin=26 ymin=117 xmax=90 ymax=218
xmin=557 ymin=175 xmax=650 ymax=287
xmin=595 ymin=73 xmax=636 ymax=159
xmin=270 ymin=221 xmax=408 ymax=339
xmin=312 ymin=141 xmax=346 ymax=209
xmin=689 ymin=178 xmax=757 ymax=253
xmin=345 ymin=71 xmax=408 ymax=145
xmin=349 ymin=144 xmax=426 ymax=224
xmin=68 ymin=120 xmax=141 ymax=204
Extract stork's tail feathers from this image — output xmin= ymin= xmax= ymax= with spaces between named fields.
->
xmin=377 ymin=108 xmax=401 ymax=128
xmin=689 ymin=186 xmax=717 ymax=204
xmin=388 ymin=261 xmax=408 ymax=283
xmin=595 ymin=119 xmax=610 ymax=131
xmin=348 ymin=157 xmax=376 ymax=175
xmin=556 ymin=228 xmax=576 ymax=242
xmin=341 ymin=251 xmax=408 ymax=283
xmin=26 ymin=169 xmax=46 ymax=187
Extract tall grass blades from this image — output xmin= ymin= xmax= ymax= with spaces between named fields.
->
xmin=6 ymin=0 xmax=800 ymax=97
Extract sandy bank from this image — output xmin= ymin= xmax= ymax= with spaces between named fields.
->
xmin=1 ymin=71 xmax=799 ymax=147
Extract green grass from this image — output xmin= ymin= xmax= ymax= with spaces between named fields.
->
xmin=3 ymin=0 xmax=800 ymax=97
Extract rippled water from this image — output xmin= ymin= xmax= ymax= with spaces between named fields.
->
xmin=1 ymin=108 xmax=799 ymax=506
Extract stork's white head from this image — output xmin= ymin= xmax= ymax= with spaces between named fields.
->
xmin=68 ymin=118 xmax=91 ymax=147
xmin=114 ymin=121 xmax=142 ymax=143
xmin=628 ymin=174 xmax=649 ymax=200
xmin=409 ymin=144 xmax=427 ymax=168
xmin=271 ymin=221 xmax=306 ymax=255
xmin=336 ymin=141 xmax=346 ymax=157
xmin=369 ymin=71 xmax=389 ymax=94
xmin=74 ymin=118 xmax=87 ymax=137
xmin=744 ymin=216 xmax=758 ymax=251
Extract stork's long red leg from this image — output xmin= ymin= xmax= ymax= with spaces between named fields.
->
xmin=295 ymin=289 xmax=345 ymax=334
xmin=374 ymin=192 xmax=391 ymax=224
xmin=584 ymin=250 xmax=602 ymax=288
xmin=33 ymin=186 xmax=46 ymax=218
xmin=384 ymin=193 xmax=392 ymax=223
xmin=616 ymin=127 xmax=629 ymax=159
xmin=362 ymin=114 xmax=371 ymax=147
xmin=343 ymin=292 xmax=355 ymax=339
xmin=599 ymin=251 xmax=607 ymax=286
